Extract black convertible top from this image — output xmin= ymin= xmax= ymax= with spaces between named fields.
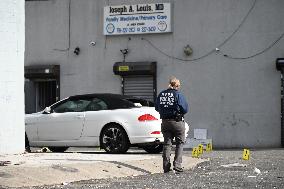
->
xmin=69 ymin=93 xmax=132 ymax=100
xmin=67 ymin=93 xmax=154 ymax=109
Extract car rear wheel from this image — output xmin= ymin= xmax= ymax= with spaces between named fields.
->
xmin=100 ymin=124 xmax=130 ymax=153
xmin=48 ymin=147 xmax=69 ymax=152
xmin=142 ymin=144 xmax=163 ymax=154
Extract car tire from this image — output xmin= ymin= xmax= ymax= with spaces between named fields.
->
xmin=142 ymin=144 xmax=163 ymax=154
xmin=48 ymin=147 xmax=69 ymax=152
xmin=100 ymin=124 xmax=130 ymax=154
xmin=25 ymin=133 xmax=31 ymax=153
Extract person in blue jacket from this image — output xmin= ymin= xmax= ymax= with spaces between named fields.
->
xmin=155 ymin=76 xmax=189 ymax=173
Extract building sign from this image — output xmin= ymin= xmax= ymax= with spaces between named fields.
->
xmin=103 ymin=3 xmax=171 ymax=35
xmin=118 ymin=66 xmax=129 ymax=71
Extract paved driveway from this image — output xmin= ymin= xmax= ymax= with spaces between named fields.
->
xmin=2 ymin=148 xmax=282 ymax=189
xmin=0 ymin=147 xmax=205 ymax=188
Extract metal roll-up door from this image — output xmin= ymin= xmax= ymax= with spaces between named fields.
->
xmin=123 ymin=75 xmax=155 ymax=102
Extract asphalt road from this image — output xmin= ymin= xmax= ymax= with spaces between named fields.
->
xmin=2 ymin=148 xmax=284 ymax=189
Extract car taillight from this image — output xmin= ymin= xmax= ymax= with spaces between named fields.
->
xmin=138 ymin=114 xmax=158 ymax=121
xmin=151 ymin=131 xmax=161 ymax=135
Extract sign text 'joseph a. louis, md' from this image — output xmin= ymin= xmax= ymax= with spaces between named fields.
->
xmin=103 ymin=3 xmax=171 ymax=35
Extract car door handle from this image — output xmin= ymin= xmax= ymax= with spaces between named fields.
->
xmin=76 ymin=115 xmax=84 ymax=119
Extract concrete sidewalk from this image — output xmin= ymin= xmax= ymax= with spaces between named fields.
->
xmin=0 ymin=148 xmax=205 ymax=188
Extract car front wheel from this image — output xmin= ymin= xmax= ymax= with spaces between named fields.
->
xmin=100 ymin=124 xmax=130 ymax=154
xmin=142 ymin=144 xmax=163 ymax=154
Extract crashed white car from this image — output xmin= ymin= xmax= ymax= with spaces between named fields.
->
xmin=25 ymin=93 xmax=189 ymax=153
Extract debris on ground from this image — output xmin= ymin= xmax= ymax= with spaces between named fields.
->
xmin=220 ymin=163 xmax=247 ymax=168
xmin=254 ymin=167 xmax=261 ymax=174
xmin=36 ymin=147 xmax=50 ymax=153
xmin=0 ymin=161 xmax=11 ymax=166
xmin=62 ymin=182 xmax=69 ymax=186
xmin=13 ymin=161 xmax=25 ymax=166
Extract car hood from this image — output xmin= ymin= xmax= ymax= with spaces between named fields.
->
xmin=25 ymin=111 xmax=43 ymax=117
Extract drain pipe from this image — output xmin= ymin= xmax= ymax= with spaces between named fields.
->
xmin=276 ymin=58 xmax=284 ymax=147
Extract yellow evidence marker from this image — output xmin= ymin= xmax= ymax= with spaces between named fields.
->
xmin=206 ymin=143 xmax=212 ymax=152
xmin=192 ymin=147 xmax=199 ymax=158
xmin=242 ymin=149 xmax=250 ymax=160
xmin=198 ymin=144 xmax=203 ymax=155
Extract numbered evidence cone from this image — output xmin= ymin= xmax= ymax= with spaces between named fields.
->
xmin=192 ymin=147 xmax=199 ymax=158
xmin=206 ymin=143 xmax=212 ymax=152
xmin=198 ymin=144 xmax=203 ymax=155
xmin=242 ymin=149 xmax=250 ymax=160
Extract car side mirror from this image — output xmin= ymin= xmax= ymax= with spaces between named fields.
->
xmin=43 ymin=107 xmax=51 ymax=114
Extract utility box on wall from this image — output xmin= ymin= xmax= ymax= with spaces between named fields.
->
xmin=113 ymin=62 xmax=157 ymax=102
xmin=276 ymin=58 xmax=284 ymax=71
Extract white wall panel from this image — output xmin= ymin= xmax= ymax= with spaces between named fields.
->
xmin=0 ymin=0 xmax=25 ymax=154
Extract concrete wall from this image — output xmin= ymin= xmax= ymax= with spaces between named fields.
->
xmin=0 ymin=0 xmax=25 ymax=154
xmin=25 ymin=0 xmax=284 ymax=148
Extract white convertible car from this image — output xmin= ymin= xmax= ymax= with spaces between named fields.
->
xmin=25 ymin=93 xmax=189 ymax=153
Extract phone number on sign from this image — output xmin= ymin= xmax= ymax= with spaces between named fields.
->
xmin=116 ymin=26 xmax=156 ymax=33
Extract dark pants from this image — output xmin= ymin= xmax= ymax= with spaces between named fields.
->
xmin=161 ymin=119 xmax=185 ymax=172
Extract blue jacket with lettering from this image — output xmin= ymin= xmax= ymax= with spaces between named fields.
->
xmin=155 ymin=88 xmax=189 ymax=119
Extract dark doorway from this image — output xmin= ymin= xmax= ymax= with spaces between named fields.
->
xmin=37 ymin=80 xmax=57 ymax=111
xmin=25 ymin=65 xmax=60 ymax=113
xmin=25 ymin=79 xmax=58 ymax=113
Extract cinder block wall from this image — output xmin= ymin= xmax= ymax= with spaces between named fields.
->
xmin=0 ymin=0 xmax=25 ymax=154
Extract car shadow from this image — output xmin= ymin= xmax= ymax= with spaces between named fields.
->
xmin=31 ymin=147 xmax=158 ymax=155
